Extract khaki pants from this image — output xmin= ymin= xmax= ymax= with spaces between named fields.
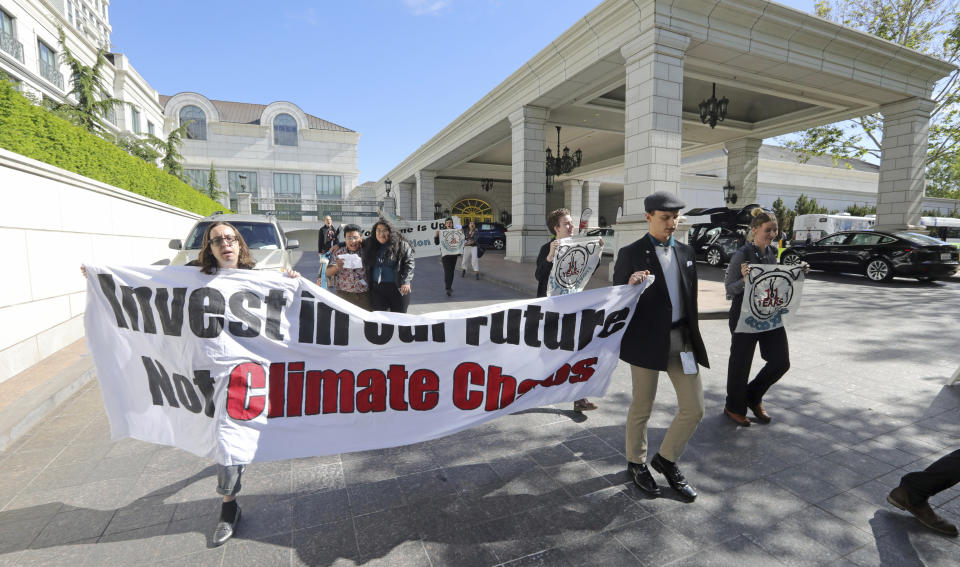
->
xmin=626 ymin=327 xmax=704 ymax=464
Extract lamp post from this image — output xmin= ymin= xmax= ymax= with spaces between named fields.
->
xmin=384 ymin=179 xmax=392 ymax=198
xmin=434 ymin=201 xmax=442 ymax=219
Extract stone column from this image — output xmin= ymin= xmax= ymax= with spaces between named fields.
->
xmin=583 ymin=180 xmax=600 ymax=221
xmin=380 ymin=196 xmax=396 ymax=219
xmin=876 ymin=98 xmax=935 ymax=231
xmin=725 ymin=138 xmax=762 ymax=206
xmin=560 ymin=179 xmax=584 ymax=226
xmin=415 ymin=170 xmax=436 ymax=221
xmin=507 ymin=105 xmax=551 ymax=262
xmin=396 ymin=181 xmax=415 ymax=220
xmin=617 ymin=28 xmax=690 ymax=256
xmin=237 ymin=193 xmax=252 ymax=215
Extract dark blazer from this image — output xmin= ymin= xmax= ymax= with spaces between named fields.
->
xmin=318 ymin=225 xmax=340 ymax=253
xmin=364 ymin=240 xmax=415 ymax=287
xmin=612 ymin=234 xmax=709 ymax=371
xmin=534 ymin=241 xmax=553 ymax=298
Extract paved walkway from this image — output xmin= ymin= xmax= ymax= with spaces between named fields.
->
xmin=0 ymin=256 xmax=958 ymax=566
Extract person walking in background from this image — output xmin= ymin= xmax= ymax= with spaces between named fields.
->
xmin=887 ymin=449 xmax=960 ymax=536
xmin=325 ymin=223 xmax=369 ymax=310
xmin=435 ymin=217 xmax=461 ymax=297
xmin=317 ymin=215 xmax=340 ymax=255
xmin=535 ymin=207 xmax=599 ymax=413
xmin=723 ymin=208 xmax=798 ymax=427
xmin=364 ymin=219 xmax=414 ymax=312
xmin=461 ymin=220 xmax=481 ymax=279
xmin=612 ymin=191 xmax=708 ymax=502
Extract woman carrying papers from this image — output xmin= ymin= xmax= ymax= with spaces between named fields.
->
xmin=325 ymin=223 xmax=369 ymax=309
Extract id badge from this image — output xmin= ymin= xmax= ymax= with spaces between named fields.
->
xmin=680 ymin=351 xmax=698 ymax=375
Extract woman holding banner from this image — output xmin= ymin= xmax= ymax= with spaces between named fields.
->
xmin=81 ymin=222 xmax=300 ymax=546
xmin=723 ymin=208 xmax=796 ymax=427
xmin=364 ymin=219 xmax=415 ymax=312
xmin=535 ymin=208 xmax=598 ymax=413
xmin=434 ymin=217 xmax=461 ymax=297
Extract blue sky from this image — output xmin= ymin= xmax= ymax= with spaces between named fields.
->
xmin=110 ymin=0 xmax=816 ymax=183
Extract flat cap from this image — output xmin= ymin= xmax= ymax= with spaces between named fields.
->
xmin=644 ymin=191 xmax=686 ymax=213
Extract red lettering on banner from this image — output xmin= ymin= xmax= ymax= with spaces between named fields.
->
xmin=409 ymin=370 xmax=439 ymax=410
xmin=452 ymin=362 xmax=485 ymax=410
xmin=485 ymin=366 xmax=516 ymax=411
xmin=227 ymin=363 xmax=266 ymax=420
xmin=356 ymin=369 xmax=387 ymax=413
xmin=287 ymin=362 xmax=304 ymax=417
xmin=570 ymin=357 xmax=598 ymax=383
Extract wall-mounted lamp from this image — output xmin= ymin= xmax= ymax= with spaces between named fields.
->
xmin=723 ymin=180 xmax=737 ymax=205
xmin=384 ymin=179 xmax=392 ymax=198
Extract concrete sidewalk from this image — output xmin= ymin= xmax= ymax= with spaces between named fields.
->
xmin=1 ymin=255 xmax=958 ymax=566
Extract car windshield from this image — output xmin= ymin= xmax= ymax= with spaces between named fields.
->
xmin=185 ymin=221 xmax=282 ymax=250
xmin=894 ymin=231 xmax=948 ymax=246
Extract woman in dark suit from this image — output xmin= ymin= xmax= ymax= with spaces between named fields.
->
xmin=723 ymin=208 xmax=796 ymax=426
xmin=363 ymin=219 xmax=415 ymax=312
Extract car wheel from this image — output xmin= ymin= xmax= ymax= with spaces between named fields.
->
xmin=781 ymin=252 xmax=802 ymax=266
xmin=492 ymin=239 xmax=505 ymax=250
xmin=705 ymin=247 xmax=723 ymax=267
xmin=865 ymin=258 xmax=893 ymax=282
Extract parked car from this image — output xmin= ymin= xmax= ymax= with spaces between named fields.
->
xmin=475 ymin=222 xmax=507 ymax=250
xmin=684 ymin=204 xmax=760 ymax=266
xmin=779 ymin=230 xmax=959 ymax=282
xmin=169 ymin=213 xmax=300 ymax=271
xmin=584 ymin=227 xmax=615 ymax=255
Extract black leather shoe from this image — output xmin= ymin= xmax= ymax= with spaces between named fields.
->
xmin=650 ymin=453 xmax=697 ymax=501
xmin=628 ymin=461 xmax=661 ymax=496
xmin=213 ymin=504 xmax=241 ymax=546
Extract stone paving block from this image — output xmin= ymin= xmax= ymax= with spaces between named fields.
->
xmin=154 ymin=511 xmax=218 ymax=561
xmin=527 ymin=443 xmax=579 ymax=467
xmin=562 ymin=433 xmax=619 ymax=461
xmin=152 ymin=545 xmax=225 ymax=567
xmin=84 ymin=522 xmax=166 ymax=566
xmin=779 ymin=505 xmax=872 ymax=557
xmin=291 ymin=487 xmax=351 ymax=530
xmin=1 ymin=539 xmax=95 ymax=567
xmin=345 ymin=477 xmax=405 ymax=516
xmin=0 ymin=514 xmax=51 ymax=555
xmin=353 ymin=506 xmax=423 ymax=561
xmin=466 ymin=471 xmax=567 ymax=521
xmin=548 ymin=532 xmax=643 ymax=566
xmin=231 ymin=496 xmax=294 ymax=540
xmin=821 ymin=450 xmax=898 ymax=482
xmin=580 ymin=485 xmax=651 ymax=531
xmin=409 ymin=494 xmax=488 ymax=538
xmin=421 ymin=532 xmax=500 ymax=567
xmin=478 ymin=512 xmax=551 ymax=564
xmin=742 ymin=520 xmax=842 ymax=566
xmin=102 ymin=494 xmax=175 ymax=536
xmin=442 ymin=461 xmax=502 ymax=493
xmin=610 ymin=516 xmax=700 ymax=566
xmin=221 ymin=531 xmax=292 ymax=567
xmin=31 ymin=506 xmax=113 ymax=547
xmin=665 ymin=535 xmax=781 ymax=567
xmin=769 ymin=465 xmax=846 ymax=504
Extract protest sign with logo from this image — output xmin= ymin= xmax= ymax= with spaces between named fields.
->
xmin=438 ymin=229 xmax=464 ymax=256
xmin=83 ymin=265 xmax=650 ymax=464
xmin=735 ymin=264 xmax=805 ymax=333
xmin=546 ymin=236 xmax=603 ymax=296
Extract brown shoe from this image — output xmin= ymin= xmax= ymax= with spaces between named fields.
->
xmin=573 ymin=398 xmax=598 ymax=412
xmin=723 ymin=407 xmax=751 ymax=427
xmin=888 ymin=486 xmax=959 ymax=536
xmin=748 ymin=402 xmax=771 ymax=424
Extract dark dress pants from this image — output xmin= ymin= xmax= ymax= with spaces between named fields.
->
xmin=369 ymin=281 xmax=410 ymax=313
xmin=725 ymin=326 xmax=790 ymax=414
xmin=900 ymin=449 xmax=960 ymax=502
xmin=441 ymin=255 xmax=458 ymax=291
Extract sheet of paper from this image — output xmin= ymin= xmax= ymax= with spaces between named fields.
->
xmin=340 ymin=253 xmax=362 ymax=269
xmin=680 ymin=351 xmax=698 ymax=375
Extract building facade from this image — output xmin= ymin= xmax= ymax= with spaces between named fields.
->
xmin=0 ymin=0 xmax=162 ymax=138
xmin=161 ymin=93 xmax=361 ymax=223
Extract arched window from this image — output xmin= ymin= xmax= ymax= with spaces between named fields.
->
xmin=274 ymin=113 xmax=298 ymax=146
xmin=179 ymin=105 xmax=206 ymax=140
xmin=451 ymin=198 xmax=493 ymax=226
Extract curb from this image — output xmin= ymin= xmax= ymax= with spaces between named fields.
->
xmin=0 ymin=354 xmax=96 ymax=452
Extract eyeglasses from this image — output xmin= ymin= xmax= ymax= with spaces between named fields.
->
xmin=345 ymin=235 xmax=362 ymax=241
xmin=210 ymin=235 xmax=238 ymax=246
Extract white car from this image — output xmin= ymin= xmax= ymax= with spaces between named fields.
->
xmin=169 ymin=213 xmax=299 ymax=271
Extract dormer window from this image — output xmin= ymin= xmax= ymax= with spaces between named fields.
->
xmin=274 ymin=113 xmax=297 ymax=146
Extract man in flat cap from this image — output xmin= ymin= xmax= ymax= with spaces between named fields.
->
xmin=612 ymin=190 xmax=708 ymax=501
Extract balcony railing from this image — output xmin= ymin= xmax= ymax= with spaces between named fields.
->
xmin=0 ymin=31 xmax=23 ymax=63
xmin=38 ymin=58 xmax=64 ymax=90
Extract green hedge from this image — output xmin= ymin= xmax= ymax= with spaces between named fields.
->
xmin=0 ymin=80 xmax=223 ymax=216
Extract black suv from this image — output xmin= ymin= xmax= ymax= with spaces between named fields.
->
xmin=685 ymin=204 xmax=760 ymax=266
xmin=475 ymin=222 xmax=507 ymax=250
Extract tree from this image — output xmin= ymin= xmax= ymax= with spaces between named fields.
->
xmin=845 ymin=203 xmax=878 ymax=216
xmin=772 ymin=196 xmax=796 ymax=235
xmin=207 ymin=162 xmax=225 ymax=201
xmin=159 ymin=121 xmax=191 ymax=180
xmin=794 ymin=194 xmax=829 ymax=216
xmin=785 ymin=1 xmax=960 ymax=194
xmin=114 ymin=133 xmax=161 ymax=163
xmin=49 ymin=27 xmax=121 ymax=135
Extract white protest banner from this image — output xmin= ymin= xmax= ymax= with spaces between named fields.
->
xmin=735 ymin=264 xmax=805 ymax=333
xmin=438 ymin=229 xmax=464 ymax=256
xmin=546 ymin=236 xmax=603 ymax=296
xmin=356 ymin=220 xmax=446 ymax=257
xmin=84 ymin=265 xmax=650 ymax=465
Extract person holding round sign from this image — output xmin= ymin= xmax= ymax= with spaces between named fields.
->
xmin=535 ymin=208 xmax=599 ymax=413
xmin=434 ymin=217 xmax=462 ymax=297
xmin=723 ymin=208 xmax=801 ymax=427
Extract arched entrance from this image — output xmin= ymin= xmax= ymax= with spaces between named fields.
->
xmin=451 ymin=198 xmax=493 ymax=225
